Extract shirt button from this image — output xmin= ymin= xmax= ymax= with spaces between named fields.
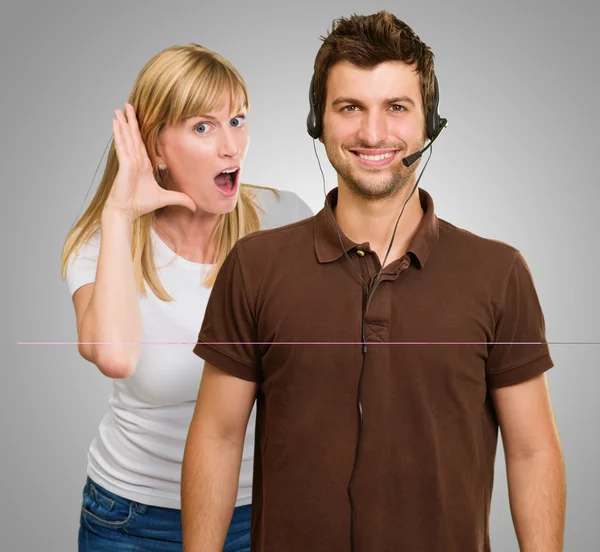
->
xmin=356 ymin=249 xmax=365 ymax=256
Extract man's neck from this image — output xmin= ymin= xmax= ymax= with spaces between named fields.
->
xmin=333 ymin=181 xmax=424 ymax=268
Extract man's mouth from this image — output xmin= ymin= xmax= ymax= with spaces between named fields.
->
xmin=349 ymin=149 xmax=400 ymax=167
xmin=214 ymin=167 xmax=239 ymax=196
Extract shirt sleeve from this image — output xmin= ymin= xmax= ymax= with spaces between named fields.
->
xmin=486 ymin=250 xmax=554 ymax=388
xmin=193 ymin=242 xmax=261 ymax=382
xmin=65 ymin=229 xmax=101 ymax=297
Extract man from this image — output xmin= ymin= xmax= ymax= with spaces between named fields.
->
xmin=182 ymin=11 xmax=566 ymax=552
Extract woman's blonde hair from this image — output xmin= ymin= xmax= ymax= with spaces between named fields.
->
xmin=61 ymin=43 xmax=275 ymax=300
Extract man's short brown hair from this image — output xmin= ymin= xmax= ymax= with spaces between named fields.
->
xmin=313 ymin=11 xmax=436 ymax=130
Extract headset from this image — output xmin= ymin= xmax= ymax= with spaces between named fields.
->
xmin=306 ymin=68 xmax=448 ymax=552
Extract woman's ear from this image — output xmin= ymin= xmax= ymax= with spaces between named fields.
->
xmin=154 ymin=147 xmax=166 ymax=171
xmin=153 ymin=124 xmax=167 ymax=165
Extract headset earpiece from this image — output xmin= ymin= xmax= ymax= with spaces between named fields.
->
xmin=426 ymin=76 xmax=446 ymax=141
xmin=306 ymin=75 xmax=322 ymax=139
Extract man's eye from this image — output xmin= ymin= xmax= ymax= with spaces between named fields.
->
xmin=230 ymin=116 xmax=246 ymax=128
xmin=342 ymin=106 xmax=358 ymax=112
xmin=390 ymin=105 xmax=406 ymax=112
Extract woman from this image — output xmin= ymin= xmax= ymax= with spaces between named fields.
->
xmin=61 ymin=43 xmax=312 ymax=552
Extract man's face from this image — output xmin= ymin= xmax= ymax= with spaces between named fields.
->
xmin=321 ymin=60 xmax=426 ymax=200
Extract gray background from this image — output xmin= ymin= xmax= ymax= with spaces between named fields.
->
xmin=2 ymin=0 xmax=598 ymax=550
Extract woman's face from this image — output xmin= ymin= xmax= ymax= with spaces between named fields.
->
xmin=156 ymin=98 xmax=249 ymax=215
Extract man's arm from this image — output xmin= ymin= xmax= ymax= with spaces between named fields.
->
xmin=491 ymin=373 xmax=566 ymax=551
xmin=181 ymin=362 xmax=257 ymax=552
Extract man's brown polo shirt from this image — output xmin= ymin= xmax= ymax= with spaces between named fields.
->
xmin=193 ymin=187 xmax=553 ymax=552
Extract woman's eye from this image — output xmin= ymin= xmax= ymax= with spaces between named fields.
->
xmin=230 ymin=116 xmax=246 ymax=128
xmin=194 ymin=123 xmax=211 ymax=134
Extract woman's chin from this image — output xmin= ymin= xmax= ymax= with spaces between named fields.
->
xmin=206 ymin=190 xmax=240 ymax=215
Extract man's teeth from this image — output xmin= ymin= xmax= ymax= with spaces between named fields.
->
xmin=221 ymin=168 xmax=237 ymax=174
xmin=357 ymin=152 xmax=395 ymax=161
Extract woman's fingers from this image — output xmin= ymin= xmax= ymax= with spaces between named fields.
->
xmin=124 ymin=104 xmax=149 ymax=169
xmin=114 ymin=108 xmax=135 ymax=161
xmin=111 ymin=104 xmax=176 ymax=218
xmin=112 ymin=118 xmax=127 ymax=164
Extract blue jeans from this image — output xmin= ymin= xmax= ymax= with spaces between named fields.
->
xmin=78 ymin=477 xmax=251 ymax=551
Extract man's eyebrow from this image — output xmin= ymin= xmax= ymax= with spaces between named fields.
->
xmin=386 ymin=96 xmax=416 ymax=107
xmin=331 ymin=96 xmax=416 ymax=107
xmin=331 ymin=97 xmax=363 ymax=107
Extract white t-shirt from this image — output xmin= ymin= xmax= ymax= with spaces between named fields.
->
xmin=66 ymin=187 xmax=313 ymax=509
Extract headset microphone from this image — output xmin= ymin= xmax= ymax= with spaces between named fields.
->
xmin=402 ymin=117 xmax=447 ymax=167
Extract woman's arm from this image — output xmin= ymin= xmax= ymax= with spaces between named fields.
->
xmin=73 ymin=208 xmax=141 ymax=379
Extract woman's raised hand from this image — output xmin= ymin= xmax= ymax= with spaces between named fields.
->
xmin=105 ymin=103 xmax=196 ymax=220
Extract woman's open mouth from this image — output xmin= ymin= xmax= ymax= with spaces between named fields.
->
xmin=214 ymin=167 xmax=239 ymax=197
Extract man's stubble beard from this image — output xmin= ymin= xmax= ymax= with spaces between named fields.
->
xmin=323 ymin=135 xmax=425 ymax=201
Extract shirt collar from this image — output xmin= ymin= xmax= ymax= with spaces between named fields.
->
xmin=314 ymin=187 xmax=439 ymax=268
